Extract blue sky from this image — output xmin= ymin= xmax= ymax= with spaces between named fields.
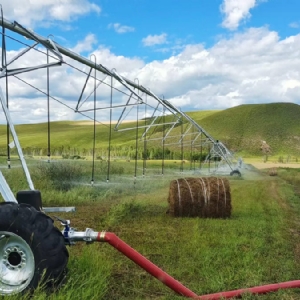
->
xmin=38 ymin=0 xmax=300 ymax=59
xmin=33 ymin=0 xmax=300 ymax=61
xmin=1 ymin=0 xmax=300 ymax=123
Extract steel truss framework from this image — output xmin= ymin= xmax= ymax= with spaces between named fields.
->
xmin=0 ymin=14 xmax=241 ymax=178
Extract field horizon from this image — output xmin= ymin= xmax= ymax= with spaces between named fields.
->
xmin=0 ymin=102 xmax=298 ymax=161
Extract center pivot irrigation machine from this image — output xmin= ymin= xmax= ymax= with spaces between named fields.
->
xmin=1 ymin=9 xmax=300 ymax=300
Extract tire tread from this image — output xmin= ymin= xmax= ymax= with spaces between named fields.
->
xmin=0 ymin=202 xmax=69 ymax=293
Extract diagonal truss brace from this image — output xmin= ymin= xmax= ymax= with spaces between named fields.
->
xmin=0 ymin=15 xmax=241 ymax=174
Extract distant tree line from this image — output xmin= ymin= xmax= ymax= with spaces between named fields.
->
xmin=0 ymin=146 xmax=208 ymax=162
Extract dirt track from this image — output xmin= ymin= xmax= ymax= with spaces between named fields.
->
xmin=250 ymin=162 xmax=300 ymax=170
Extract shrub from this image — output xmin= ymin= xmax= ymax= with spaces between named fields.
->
xmin=34 ymin=161 xmax=83 ymax=191
xmin=98 ymin=161 xmax=124 ymax=175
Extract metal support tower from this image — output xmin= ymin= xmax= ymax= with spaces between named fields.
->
xmin=0 ymin=16 xmax=240 ymax=175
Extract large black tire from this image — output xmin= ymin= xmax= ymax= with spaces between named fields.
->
xmin=0 ymin=202 xmax=69 ymax=295
xmin=230 ymin=169 xmax=241 ymax=177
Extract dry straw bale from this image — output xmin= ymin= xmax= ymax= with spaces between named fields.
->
xmin=168 ymin=177 xmax=231 ymax=218
xmin=268 ymin=168 xmax=278 ymax=176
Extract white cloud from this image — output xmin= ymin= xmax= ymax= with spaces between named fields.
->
xmin=0 ymin=35 xmax=145 ymax=124
xmin=281 ymin=79 xmax=300 ymax=92
xmin=3 ymin=26 xmax=300 ymax=124
xmin=92 ymin=47 xmax=144 ymax=73
xmin=220 ymin=0 xmax=263 ymax=30
xmin=72 ymin=34 xmax=98 ymax=53
xmin=108 ymin=23 xmax=135 ymax=34
xmin=142 ymin=33 xmax=167 ymax=47
xmin=1 ymin=0 xmax=101 ymax=28
xmin=290 ymin=22 xmax=300 ymax=29
xmin=134 ymin=27 xmax=300 ymax=110
xmin=0 ymin=96 xmax=75 ymax=124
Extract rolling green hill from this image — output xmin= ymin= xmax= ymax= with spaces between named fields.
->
xmin=0 ymin=103 xmax=298 ymax=156
xmin=198 ymin=102 xmax=300 ymax=155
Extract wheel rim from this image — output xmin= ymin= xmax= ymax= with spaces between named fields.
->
xmin=0 ymin=231 xmax=35 ymax=295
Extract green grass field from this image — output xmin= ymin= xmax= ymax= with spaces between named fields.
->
xmin=198 ymin=102 xmax=300 ymax=156
xmin=3 ymin=160 xmax=300 ymax=300
xmin=0 ymin=102 xmax=299 ymax=158
xmin=1 ymin=103 xmax=300 ymax=298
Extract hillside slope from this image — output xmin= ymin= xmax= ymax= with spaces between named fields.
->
xmin=198 ymin=102 xmax=300 ymax=155
xmin=0 ymin=104 xmax=298 ymax=156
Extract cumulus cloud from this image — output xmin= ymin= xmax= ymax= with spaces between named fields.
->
xmin=1 ymin=0 xmax=101 ymax=28
xmin=92 ymin=47 xmax=144 ymax=73
xmin=142 ymin=33 xmax=168 ymax=47
xmin=220 ymin=0 xmax=264 ymax=30
xmin=0 ymin=34 xmax=145 ymax=123
xmin=108 ymin=23 xmax=135 ymax=34
xmin=72 ymin=34 xmax=98 ymax=54
xmin=134 ymin=27 xmax=300 ymax=110
xmin=2 ymin=25 xmax=300 ymax=124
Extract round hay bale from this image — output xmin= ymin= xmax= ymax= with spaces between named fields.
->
xmin=167 ymin=177 xmax=231 ymax=218
xmin=268 ymin=168 xmax=277 ymax=176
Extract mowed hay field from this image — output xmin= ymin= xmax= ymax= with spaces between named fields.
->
xmin=3 ymin=161 xmax=300 ymax=300
xmin=1 ymin=103 xmax=300 ymax=299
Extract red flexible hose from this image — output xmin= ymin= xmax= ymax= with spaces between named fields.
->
xmin=97 ymin=232 xmax=197 ymax=298
xmin=96 ymin=232 xmax=300 ymax=299
xmin=195 ymin=280 xmax=300 ymax=299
